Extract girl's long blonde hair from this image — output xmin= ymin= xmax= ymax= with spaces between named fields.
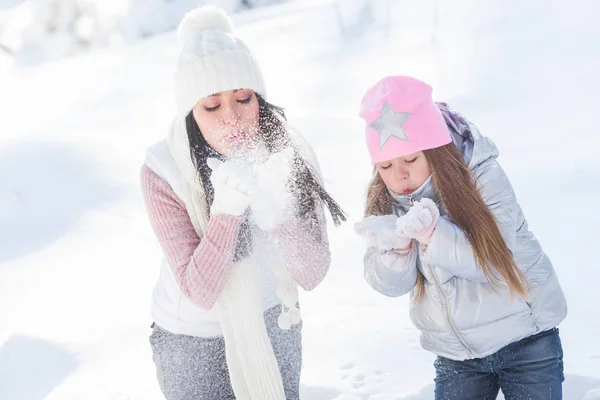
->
xmin=365 ymin=143 xmax=529 ymax=302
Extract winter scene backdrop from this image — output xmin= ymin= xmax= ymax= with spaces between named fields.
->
xmin=1 ymin=0 xmax=599 ymax=399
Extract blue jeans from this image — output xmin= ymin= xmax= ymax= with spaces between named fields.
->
xmin=434 ymin=328 xmax=564 ymax=400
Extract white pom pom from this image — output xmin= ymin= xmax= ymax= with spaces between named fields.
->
xmin=177 ymin=6 xmax=234 ymax=47
xmin=282 ymin=291 xmax=298 ymax=308
xmin=278 ymin=312 xmax=292 ymax=330
xmin=288 ymin=307 xmax=302 ymax=325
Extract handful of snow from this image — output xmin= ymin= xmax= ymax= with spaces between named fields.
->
xmin=397 ymin=201 xmax=433 ymax=234
xmin=249 ymin=147 xmax=295 ymax=231
xmin=396 ymin=198 xmax=440 ymax=244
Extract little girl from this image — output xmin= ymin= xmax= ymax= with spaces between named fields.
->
xmin=354 ymin=76 xmax=567 ymax=399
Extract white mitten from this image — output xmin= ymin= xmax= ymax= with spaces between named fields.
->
xmin=396 ymin=198 xmax=440 ymax=245
xmin=250 ymin=147 xmax=295 ymax=231
xmin=354 ymin=214 xmax=412 ymax=251
xmin=207 ymin=158 xmax=252 ymax=216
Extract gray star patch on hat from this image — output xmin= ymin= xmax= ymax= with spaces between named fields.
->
xmin=369 ymin=101 xmax=412 ymax=147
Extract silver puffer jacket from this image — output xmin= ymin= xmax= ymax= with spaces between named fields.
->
xmin=363 ymin=104 xmax=567 ymax=361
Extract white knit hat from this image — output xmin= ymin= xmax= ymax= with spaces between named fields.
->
xmin=174 ymin=6 xmax=267 ymax=118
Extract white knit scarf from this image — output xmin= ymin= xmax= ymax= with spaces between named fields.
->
xmin=167 ymin=117 xmax=311 ymax=399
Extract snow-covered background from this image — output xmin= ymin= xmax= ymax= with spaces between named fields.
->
xmin=0 ymin=0 xmax=289 ymax=67
xmin=1 ymin=0 xmax=599 ymax=399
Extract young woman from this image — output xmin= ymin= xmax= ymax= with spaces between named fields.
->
xmin=141 ymin=6 xmax=344 ymax=399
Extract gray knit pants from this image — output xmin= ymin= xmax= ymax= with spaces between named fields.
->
xmin=149 ymin=305 xmax=302 ymax=400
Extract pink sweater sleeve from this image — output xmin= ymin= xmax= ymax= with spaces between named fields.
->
xmin=275 ymin=207 xmax=331 ymax=291
xmin=140 ymin=165 xmax=244 ymax=310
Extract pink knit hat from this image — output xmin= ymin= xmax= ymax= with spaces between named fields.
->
xmin=359 ymin=76 xmax=452 ymax=165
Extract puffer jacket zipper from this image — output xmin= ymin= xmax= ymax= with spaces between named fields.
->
xmin=427 ymin=263 xmax=478 ymax=359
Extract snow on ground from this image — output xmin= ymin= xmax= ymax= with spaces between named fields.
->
xmin=1 ymin=0 xmax=599 ymax=398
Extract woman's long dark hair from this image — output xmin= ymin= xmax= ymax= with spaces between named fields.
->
xmin=185 ymin=94 xmax=345 ymax=258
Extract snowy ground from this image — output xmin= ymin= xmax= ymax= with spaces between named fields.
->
xmin=1 ymin=0 xmax=599 ymax=399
